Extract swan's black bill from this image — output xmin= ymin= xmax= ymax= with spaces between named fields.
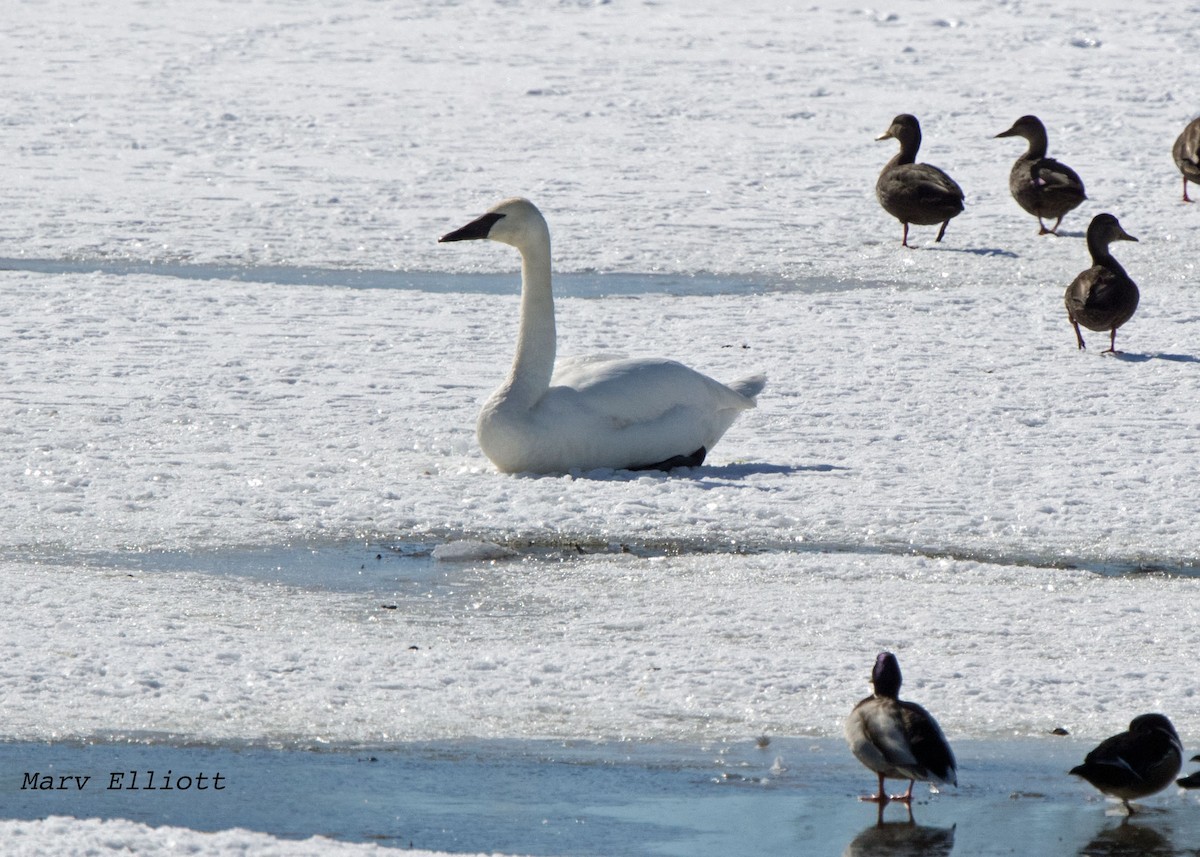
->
xmin=439 ymin=212 xmax=505 ymax=243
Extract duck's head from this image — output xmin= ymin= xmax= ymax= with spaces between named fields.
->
xmin=870 ymin=651 xmax=902 ymax=699
xmin=876 ymin=114 xmax=921 ymax=147
xmin=439 ymin=197 xmax=549 ymax=250
xmin=1128 ymin=713 xmax=1178 ymax=739
xmin=1087 ymin=212 xmax=1138 ymax=246
xmin=995 ymin=114 xmax=1047 ymax=141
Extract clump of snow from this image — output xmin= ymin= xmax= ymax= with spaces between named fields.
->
xmin=432 ymin=540 xmax=519 ymax=562
xmin=0 ymin=816 xmax=515 ymax=857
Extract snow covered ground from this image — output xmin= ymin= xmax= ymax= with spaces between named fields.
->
xmin=3 ymin=0 xmax=1200 ymax=852
xmin=0 ymin=816 xmax=416 ymax=857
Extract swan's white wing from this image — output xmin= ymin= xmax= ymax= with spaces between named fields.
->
xmin=480 ymin=356 xmax=758 ymax=472
xmin=550 ymin=356 xmax=756 ymax=425
xmin=553 ymin=353 xmax=627 ymax=373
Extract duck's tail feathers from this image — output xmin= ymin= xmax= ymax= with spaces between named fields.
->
xmin=730 ymin=374 xmax=767 ymax=402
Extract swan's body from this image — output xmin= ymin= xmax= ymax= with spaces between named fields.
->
xmin=1173 ymin=116 xmax=1200 ymax=202
xmin=845 ymin=652 xmax=957 ymax=806
xmin=995 ymin=114 xmax=1086 ymax=235
xmin=875 ymin=114 xmax=965 ymax=247
xmin=1064 ymin=213 xmax=1139 ymax=353
xmin=1070 ymin=713 xmax=1183 ymax=813
xmin=439 ymin=197 xmax=765 ymax=474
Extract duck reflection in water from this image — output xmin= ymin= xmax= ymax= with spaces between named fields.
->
xmin=842 ymin=816 xmax=956 ymax=857
xmin=1079 ymin=820 xmax=1173 ymax=857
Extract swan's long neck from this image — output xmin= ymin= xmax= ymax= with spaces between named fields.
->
xmin=504 ymin=231 xmax=556 ymax=407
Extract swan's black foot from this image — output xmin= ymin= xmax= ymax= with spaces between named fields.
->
xmin=630 ymin=446 xmax=706 ymax=471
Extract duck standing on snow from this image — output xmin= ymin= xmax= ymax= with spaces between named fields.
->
xmin=439 ymin=197 xmax=766 ymax=474
xmin=875 ymin=114 xmax=965 ymax=247
xmin=1173 ymin=116 xmax=1200 ymax=202
xmin=1069 ymin=713 xmax=1183 ymax=813
xmin=995 ymin=114 xmax=1087 ymax=235
xmin=845 ymin=652 xmax=957 ymax=806
xmin=1064 ymin=213 xmax=1140 ymax=353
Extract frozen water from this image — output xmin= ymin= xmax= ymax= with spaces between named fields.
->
xmin=4 ymin=737 xmax=1199 ymax=856
xmin=4 ymin=0 xmax=1200 ymax=852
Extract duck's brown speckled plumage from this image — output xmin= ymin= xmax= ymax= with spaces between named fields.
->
xmin=1172 ymin=117 xmax=1200 ymax=203
xmin=875 ymin=114 xmax=964 ymax=247
xmin=1064 ymin=213 xmax=1139 ymax=353
xmin=996 ymin=115 xmax=1086 ymax=234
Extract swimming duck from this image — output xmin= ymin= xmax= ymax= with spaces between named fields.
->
xmin=875 ymin=114 xmax=965 ymax=247
xmin=1177 ymin=755 xmax=1200 ymax=788
xmin=845 ymin=652 xmax=957 ymax=806
xmin=1069 ymin=713 xmax=1183 ymax=813
xmin=1064 ymin=213 xmax=1139 ymax=353
xmin=995 ymin=115 xmax=1087 ymax=234
xmin=439 ymin=197 xmax=766 ymax=474
xmin=1172 ymin=117 xmax=1200 ymax=203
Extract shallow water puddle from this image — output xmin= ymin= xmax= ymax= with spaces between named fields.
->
xmin=103 ymin=542 xmax=449 ymax=595
xmin=24 ymin=537 xmax=1200 ymax=614
xmin=87 ymin=539 xmax=1200 ymax=594
xmin=19 ymin=541 xmax=466 ymax=596
xmin=2 ymin=739 xmax=1197 ymax=855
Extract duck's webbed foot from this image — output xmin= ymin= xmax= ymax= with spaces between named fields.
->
xmin=860 ymin=773 xmax=891 ymax=805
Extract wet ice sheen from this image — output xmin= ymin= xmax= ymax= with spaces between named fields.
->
xmin=4 ymin=738 xmax=1200 ymax=856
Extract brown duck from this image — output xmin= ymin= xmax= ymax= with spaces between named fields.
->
xmin=1172 ymin=116 xmax=1200 ymax=202
xmin=1070 ymin=714 xmax=1183 ymax=814
xmin=1064 ymin=213 xmax=1139 ymax=353
xmin=844 ymin=652 xmax=957 ymax=807
xmin=875 ymin=114 xmax=964 ymax=247
xmin=996 ymin=115 xmax=1086 ymax=234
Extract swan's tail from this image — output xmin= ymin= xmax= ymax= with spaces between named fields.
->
xmin=729 ymin=373 xmax=767 ymax=403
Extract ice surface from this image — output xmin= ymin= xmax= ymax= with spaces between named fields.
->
xmin=4 ymin=548 xmax=1197 ymax=746
xmin=3 ymin=0 xmax=1200 ymax=852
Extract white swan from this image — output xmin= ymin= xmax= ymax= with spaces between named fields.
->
xmin=439 ymin=197 xmax=766 ymax=474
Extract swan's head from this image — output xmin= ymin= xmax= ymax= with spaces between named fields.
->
xmin=439 ymin=197 xmax=549 ymax=250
